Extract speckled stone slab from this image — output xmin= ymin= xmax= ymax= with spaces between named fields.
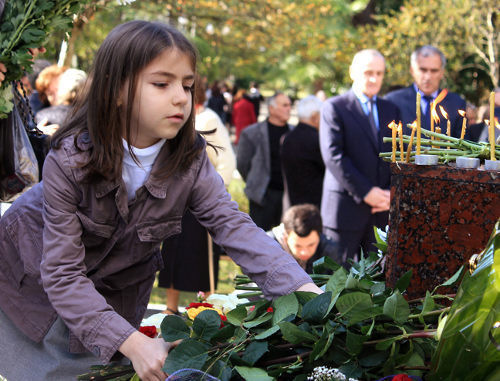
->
xmin=386 ymin=163 xmax=500 ymax=298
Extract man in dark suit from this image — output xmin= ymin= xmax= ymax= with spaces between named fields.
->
xmin=320 ymin=49 xmax=400 ymax=265
xmin=281 ymin=95 xmax=325 ymax=209
xmin=237 ymin=92 xmax=292 ymax=231
xmin=385 ymin=45 xmax=466 ymax=138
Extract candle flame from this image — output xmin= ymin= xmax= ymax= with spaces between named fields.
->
xmin=458 ymin=109 xmax=466 ymax=117
xmin=431 ymin=105 xmax=440 ymax=124
xmin=439 ymin=105 xmax=448 ymax=120
xmin=434 ymin=88 xmax=448 ymax=105
xmin=398 ymin=121 xmax=402 ymax=132
xmin=409 ymin=120 xmax=417 ymax=129
xmin=496 ymin=117 xmax=500 ymax=130
xmin=388 ymin=120 xmax=397 ymax=130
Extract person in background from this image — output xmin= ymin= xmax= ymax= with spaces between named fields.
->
xmin=281 ymin=95 xmax=325 ymax=209
xmin=0 ymin=21 xmax=321 ymax=381
xmin=267 ymin=204 xmax=340 ymax=273
xmin=385 ymin=45 xmax=466 ymax=138
xmin=207 ymin=81 xmax=227 ymax=124
xmin=320 ymin=49 xmax=400 ymax=266
xmin=248 ymin=81 xmax=264 ymax=119
xmin=231 ymin=89 xmax=257 ymax=144
xmin=34 ymin=64 xmax=67 ymax=111
xmin=28 ymin=59 xmax=52 ymax=114
xmin=159 ymin=76 xmax=236 ymax=315
xmin=237 ymin=92 xmax=292 ymax=231
xmin=35 ymin=68 xmax=88 ymax=132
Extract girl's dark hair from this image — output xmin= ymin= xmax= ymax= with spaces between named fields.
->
xmin=52 ymin=20 xmax=203 ymax=182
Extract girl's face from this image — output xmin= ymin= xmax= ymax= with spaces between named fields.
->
xmin=124 ymin=48 xmax=195 ymax=148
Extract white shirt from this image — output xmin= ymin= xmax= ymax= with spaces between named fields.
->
xmin=122 ymin=138 xmax=166 ymax=201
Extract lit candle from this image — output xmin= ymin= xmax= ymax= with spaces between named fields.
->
xmin=416 ymin=93 xmax=421 ymax=154
xmin=398 ymin=122 xmax=404 ymax=161
xmin=490 ymin=91 xmax=495 ymax=160
xmin=439 ymin=105 xmax=450 ymax=149
xmin=389 ymin=121 xmax=397 ymax=162
xmin=406 ymin=121 xmax=417 ymax=163
xmin=458 ymin=110 xmax=467 ymax=139
xmin=430 ymin=101 xmax=435 ymax=133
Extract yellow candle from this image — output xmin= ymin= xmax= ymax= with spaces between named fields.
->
xmin=390 ymin=121 xmax=397 ymax=162
xmin=406 ymin=122 xmax=416 ymax=163
xmin=490 ymin=91 xmax=495 ymax=160
xmin=459 ymin=110 xmax=467 ymax=139
xmin=416 ymin=93 xmax=421 ymax=154
xmin=447 ymin=120 xmax=450 ymax=137
xmin=430 ymin=101 xmax=435 ymax=133
xmin=398 ymin=122 xmax=404 ymax=161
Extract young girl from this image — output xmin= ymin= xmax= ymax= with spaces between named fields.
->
xmin=0 ymin=21 xmax=321 ymax=381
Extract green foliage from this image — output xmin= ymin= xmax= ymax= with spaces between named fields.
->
xmin=0 ymin=0 xmax=92 ymax=118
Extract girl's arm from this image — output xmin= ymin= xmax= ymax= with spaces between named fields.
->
xmin=188 ymin=150 xmax=319 ymax=297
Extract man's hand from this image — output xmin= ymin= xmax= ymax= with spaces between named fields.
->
xmin=119 ymin=331 xmax=176 ymax=381
xmin=363 ymin=186 xmax=390 ymax=213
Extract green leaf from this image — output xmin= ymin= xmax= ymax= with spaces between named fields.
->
xmin=234 ymin=366 xmax=274 ymax=381
xmin=242 ymin=313 xmax=272 ymax=328
xmin=20 ymin=28 xmax=46 ymax=43
xmin=346 ymin=330 xmax=366 ymax=355
xmin=231 ymin=327 xmax=248 ymax=344
xmin=371 ymin=281 xmax=386 ymax=296
xmin=383 ymin=291 xmax=410 ymax=324
xmin=395 ymin=270 xmax=413 ymax=293
xmin=301 ymin=292 xmax=333 ymax=323
xmin=439 ymin=265 xmax=464 ymax=287
xmin=246 ymin=300 xmax=271 ymax=321
xmin=312 ymin=255 xmax=341 ymax=273
xmin=294 ymin=291 xmax=318 ymax=305
xmin=278 ymin=321 xmax=317 ymax=344
xmin=272 ymin=293 xmax=299 ymax=325
xmin=226 ymin=305 xmax=248 ymax=326
xmin=345 ymin=273 xmax=360 ymax=289
xmin=130 ymin=373 xmax=140 ymax=381
xmin=336 ymin=292 xmax=374 ymax=324
xmin=208 ymin=360 xmax=232 ymax=381
xmin=241 ymin=341 xmax=269 ymax=365
xmin=325 ymin=267 xmax=348 ymax=303
xmin=310 ymin=325 xmax=335 ymax=361
xmin=210 ymin=324 xmax=235 ymax=343
xmin=160 ymin=315 xmax=190 ymax=342
xmin=192 ymin=310 xmax=222 ymax=341
xmin=254 ymin=325 xmax=280 ymax=340
xmin=421 ymin=291 xmax=436 ymax=315
xmin=358 ymin=351 xmax=388 ymax=367
xmin=163 ymin=339 xmax=209 ymax=374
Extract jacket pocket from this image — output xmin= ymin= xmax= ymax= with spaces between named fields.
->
xmin=136 ymin=216 xmax=182 ymax=243
xmin=76 ymin=210 xmax=115 ymax=248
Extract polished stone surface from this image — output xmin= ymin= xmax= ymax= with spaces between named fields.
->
xmin=386 ymin=163 xmax=500 ymax=298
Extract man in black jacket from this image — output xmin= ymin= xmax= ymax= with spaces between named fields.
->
xmin=281 ymin=95 xmax=325 ymax=209
xmin=267 ymin=204 xmax=340 ymax=273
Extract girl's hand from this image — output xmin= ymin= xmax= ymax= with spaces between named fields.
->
xmin=119 ymin=331 xmax=175 ymax=381
xmin=0 ymin=63 xmax=6 ymax=86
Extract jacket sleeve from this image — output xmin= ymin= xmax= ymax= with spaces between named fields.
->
xmin=236 ymin=128 xmax=255 ymax=181
xmin=40 ymin=149 xmax=135 ymax=363
xmin=189 ymin=151 xmax=313 ymax=298
xmin=319 ymin=100 xmax=373 ymax=203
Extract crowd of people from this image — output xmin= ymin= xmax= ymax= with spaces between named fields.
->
xmin=0 ymin=16 xmax=500 ymax=381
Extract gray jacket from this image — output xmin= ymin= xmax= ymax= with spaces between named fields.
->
xmin=237 ymin=120 xmax=282 ymax=205
xmin=0 ymin=132 xmax=312 ymax=363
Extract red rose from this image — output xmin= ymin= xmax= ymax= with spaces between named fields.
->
xmin=392 ymin=374 xmax=413 ymax=381
xmin=267 ymin=307 xmax=274 ymax=313
xmin=249 ymin=306 xmax=256 ymax=312
xmin=139 ymin=325 xmax=157 ymax=338
xmin=186 ymin=302 xmax=214 ymax=309
xmin=219 ymin=314 xmax=227 ymax=328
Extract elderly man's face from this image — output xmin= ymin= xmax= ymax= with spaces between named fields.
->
xmin=410 ymin=54 xmax=444 ymax=96
xmin=269 ymin=94 xmax=292 ymax=125
xmin=350 ymin=55 xmax=385 ymax=98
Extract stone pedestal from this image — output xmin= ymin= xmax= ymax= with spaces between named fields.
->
xmin=386 ymin=163 xmax=500 ymax=298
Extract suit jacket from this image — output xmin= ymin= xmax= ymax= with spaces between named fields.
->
xmin=238 ymin=120 xmax=289 ymax=205
xmin=281 ymin=122 xmax=325 ymax=207
xmin=385 ymin=85 xmax=467 ymax=138
xmin=319 ymin=90 xmax=400 ymax=231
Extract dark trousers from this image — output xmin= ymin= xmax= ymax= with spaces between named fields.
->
xmin=249 ymin=188 xmax=283 ymax=231
xmin=323 ymin=223 xmax=377 ymax=267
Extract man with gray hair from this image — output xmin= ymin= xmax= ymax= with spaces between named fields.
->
xmin=385 ymin=45 xmax=466 ymax=137
xmin=237 ymin=92 xmax=292 ymax=231
xmin=281 ymin=95 xmax=325 ymax=208
xmin=319 ymin=49 xmax=400 ymax=266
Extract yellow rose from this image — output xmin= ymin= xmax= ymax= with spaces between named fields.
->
xmin=187 ymin=306 xmax=223 ymax=320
